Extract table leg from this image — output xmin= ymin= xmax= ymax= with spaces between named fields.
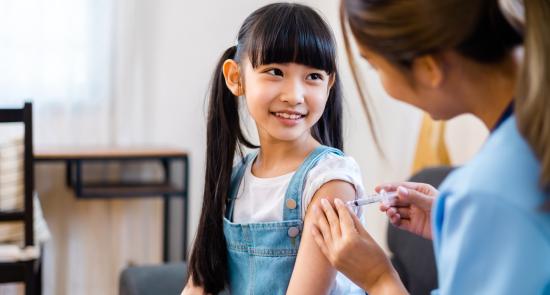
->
xmin=163 ymin=194 xmax=170 ymax=262
xmin=66 ymin=160 xmax=73 ymax=188
xmin=182 ymin=156 xmax=189 ymax=260
xmin=75 ymin=160 xmax=82 ymax=197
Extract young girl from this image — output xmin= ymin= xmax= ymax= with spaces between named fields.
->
xmin=184 ymin=3 xmax=365 ymax=295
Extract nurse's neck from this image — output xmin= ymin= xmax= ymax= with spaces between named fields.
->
xmin=463 ymin=50 xmax=520 ymax=130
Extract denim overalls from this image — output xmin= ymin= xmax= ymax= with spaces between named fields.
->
xmin=223 ymin=146 xmax=364 ymax=295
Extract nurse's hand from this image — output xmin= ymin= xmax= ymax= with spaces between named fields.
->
xmin=376 ymin=182 xmax=438 ymax=240
xmin=311 ymin=199 xmax=407 ymax=295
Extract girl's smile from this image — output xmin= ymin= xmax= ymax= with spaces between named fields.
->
xmin=271 ymin=110 xmax=308 ymax=127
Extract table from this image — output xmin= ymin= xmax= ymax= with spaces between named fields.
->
xmin=34 ymin=147 xmax=189 ymax=262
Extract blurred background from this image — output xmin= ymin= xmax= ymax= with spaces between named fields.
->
xmin=0 ymin=0 xmax=487 ymax=294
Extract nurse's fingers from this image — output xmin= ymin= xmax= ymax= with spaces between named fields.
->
xmin=393 ymin=219 xmax=414 ymax=233
xmin=375 ymin=181 xmax=428 ymax=191
xmin=312 ymin=204 xmax=333 ymax=244
xmin=389 ymin=213 xmax=402 ymax=226
xmin=320 ymin=198 xmax=342 ymax=239
xmin=311 ymin=224 xmax=330 ymax=256
xmin=380 ymin=202 xmax=406 ymax=212
xmin=389 ymin=207 xmax=411 ymax=219
xmin=348 ymin=205 xmax=371 ymax=237
xmin=386 ymin=207 xmax=402 ymax=226
xmin=397 ymin=186 xmax=434 ymax=211
xmin=333 ymin=199 xmax=357 ymax=235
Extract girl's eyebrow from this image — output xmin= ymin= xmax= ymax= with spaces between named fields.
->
xmin=256 ymin=63 xmax=285 ymax=69
xmin=258 ymin=62 xmax=329 ymax=73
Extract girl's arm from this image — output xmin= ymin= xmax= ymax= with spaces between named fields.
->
xmin=311 ymin=197 xmax=408 ymax=295
xmin=286 ymin=180 xmax=357 ymax=295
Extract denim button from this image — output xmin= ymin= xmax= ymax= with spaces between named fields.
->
xmin=288 ymin=227 xmax=300 ymax=238
xmin=286 ymin=199 xmax=297 ymax=209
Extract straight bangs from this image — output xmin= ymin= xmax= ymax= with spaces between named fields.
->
xmin=245 ymin=4 xmax=337 ymax=74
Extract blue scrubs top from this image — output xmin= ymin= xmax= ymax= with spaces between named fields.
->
xmin=431 ymin=115 xmax=550 ymax=294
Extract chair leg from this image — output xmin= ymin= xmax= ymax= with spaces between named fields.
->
xmin=25 ymin=261 xmax=36 ymax=295
xmin=36 ymin=259 xmax=42 ymax=295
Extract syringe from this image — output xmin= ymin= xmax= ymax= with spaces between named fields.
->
xmin=346 ymin=189 xmax=398 ymax=207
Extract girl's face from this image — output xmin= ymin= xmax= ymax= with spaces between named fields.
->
xmin=240 ymin=59 xmax=334 ymax=144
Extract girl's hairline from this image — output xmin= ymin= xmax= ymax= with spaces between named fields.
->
xmin=228 ymin=54 xmax=337 ymax=75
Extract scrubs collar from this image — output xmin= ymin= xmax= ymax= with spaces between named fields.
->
xmin=492 ymin=102 xmax=514 ymax=132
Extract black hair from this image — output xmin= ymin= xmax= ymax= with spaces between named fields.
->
xmin=188 ymin=3 xmax=342 ymax=293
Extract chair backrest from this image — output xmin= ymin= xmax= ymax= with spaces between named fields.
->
xmin=0 ymin=102 xmax=34 ymax=247
xmin=387 ymin=166 xmax=454 ymax=295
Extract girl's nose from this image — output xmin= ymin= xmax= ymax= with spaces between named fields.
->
xmin=280 ymin=79 xmax=305 ymax=105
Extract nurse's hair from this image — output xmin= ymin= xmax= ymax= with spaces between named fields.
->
xmin=340 ymin=0 xmax=522 ymax=157
xmin=188 ymin=3 xmax=343 ymax=293
xmin=341 ymin=0 xmax=550 ymax=199
xmin=506 ymin=0 xmax=550 ymax=205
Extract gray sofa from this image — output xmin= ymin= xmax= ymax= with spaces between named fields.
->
xmin=120 ymin=262 xmax=187 ymax=295
xmin=387 ymin=166 xmax=454 ymax=295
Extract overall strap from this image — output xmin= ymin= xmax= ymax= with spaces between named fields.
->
xmin=282 ymin=145 xmax=344 ymax=221
xmin=225 ymin=151 xmax=257 ymax=220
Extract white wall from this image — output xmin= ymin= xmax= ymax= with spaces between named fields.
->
xmin=137 ymin=0 xmax=487 ymax=252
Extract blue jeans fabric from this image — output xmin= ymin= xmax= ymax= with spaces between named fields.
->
xmin=223 ymin=146 xmax=343 ymax=295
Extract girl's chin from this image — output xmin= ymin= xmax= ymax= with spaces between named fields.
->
xmin=261 ymin=129 xmax=310 ymax=143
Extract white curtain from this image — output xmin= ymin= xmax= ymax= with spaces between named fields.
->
xmin=0 ymin=0 xmax=162 ymax=294
xmin=0 ymin=0 xmax=112 ymax=145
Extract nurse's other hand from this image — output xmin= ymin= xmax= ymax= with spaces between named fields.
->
xmin=376 ymin=182 xmax=438 ymax=240
xmin=311 ymin=199 xmax=407 ymax=294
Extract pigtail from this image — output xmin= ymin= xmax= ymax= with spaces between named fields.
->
xmin=311 ymin=74 xmax=343 ymax=150
xmin=188 ymin=45 xmax=256 ymax=293
xmin=515 ymin=0 xmax=550 ymax=206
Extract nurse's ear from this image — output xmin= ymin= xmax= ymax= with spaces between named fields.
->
xmin=411 ymin=54 xmax=444 ymax=89
xmin=223 ymin=59 xmax=244 ymax=96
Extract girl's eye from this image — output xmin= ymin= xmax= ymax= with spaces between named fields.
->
xmin=307 ymin=73 xmax=324 ymax=81
xmin=265 ymin=68 xmax=283 ymax=76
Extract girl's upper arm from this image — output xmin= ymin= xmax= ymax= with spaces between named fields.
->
xmin=286 ymin=179 xmax=357 ymax=295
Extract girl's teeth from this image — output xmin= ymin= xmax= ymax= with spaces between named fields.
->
xmin=276 ymin=112 xmax=302 ymax=120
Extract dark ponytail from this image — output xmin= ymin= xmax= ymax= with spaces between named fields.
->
xmin=188 ymin=46 xmax=256 ymax=293
xmin=312 ymin=74 xmax=343 ymax=150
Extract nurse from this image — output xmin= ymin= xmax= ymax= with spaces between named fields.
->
xmin=311 ymin=0 xmax=550 ymax=294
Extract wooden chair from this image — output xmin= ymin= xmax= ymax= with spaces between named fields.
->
xmin=0 ymin=102 xmax=41 ymax=295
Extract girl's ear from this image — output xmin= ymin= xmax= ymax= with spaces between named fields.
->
xmin=328 ymin=73 xmax=336 ymax=90
xmin=411 ymin=54 xmax=444 ymax=89
xmin=222 ymin=59 xmax=243 ymax=96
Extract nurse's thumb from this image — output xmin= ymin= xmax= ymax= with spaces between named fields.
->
xmin=397 ymin=186 xmax=433 ymax=210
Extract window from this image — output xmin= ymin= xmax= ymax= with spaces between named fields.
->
xmin=0 ymin=0 xmax=112 ymax=106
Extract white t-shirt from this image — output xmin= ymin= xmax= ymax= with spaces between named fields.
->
xmin=231 ymin=152 xmax=366 ymax=294
xmin=232 ymin=153 xmax=366 ymax=223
